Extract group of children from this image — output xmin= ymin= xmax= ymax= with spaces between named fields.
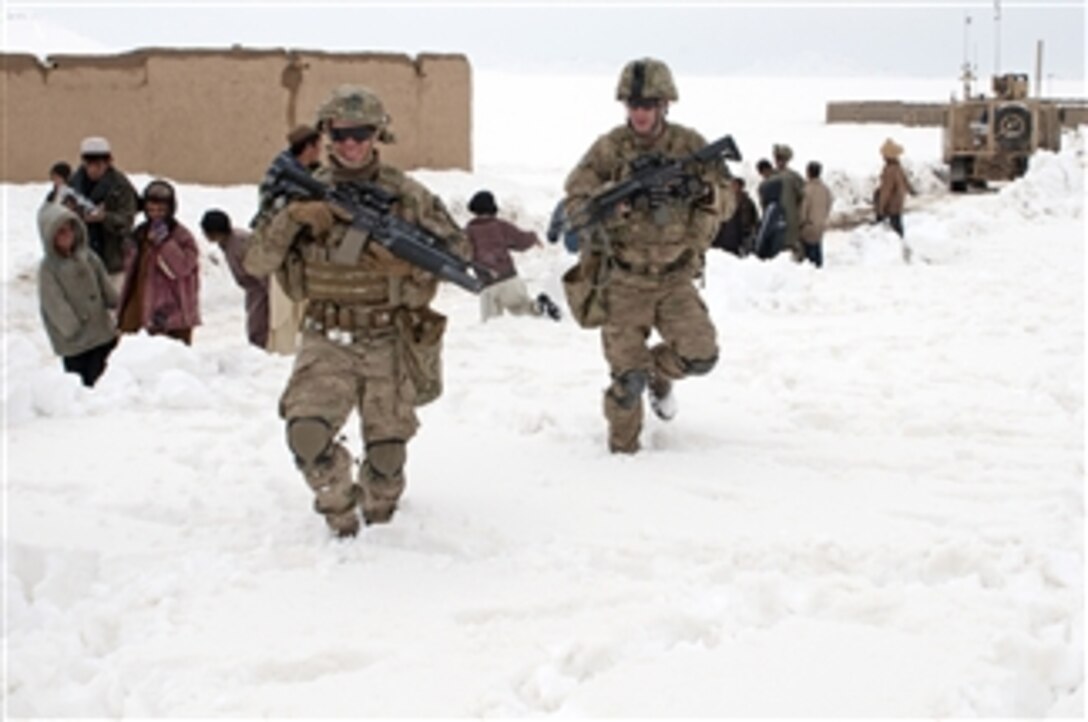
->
xmin=39 ymin=173 xmax=202 ymax=387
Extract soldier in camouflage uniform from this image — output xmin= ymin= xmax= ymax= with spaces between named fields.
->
xmin=244 ymin=86 xmax=470 ymax=537
xmin=564 ymin=59 xmax=730 ymax=454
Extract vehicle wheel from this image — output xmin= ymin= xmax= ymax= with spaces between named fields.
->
xmin=1012 ymin=155 xmax=1029 ymax=178
xmin=949 ymin=158 xmax=968 ymax=193
xmin=994 ymin=104 xmax=1032 ymax=150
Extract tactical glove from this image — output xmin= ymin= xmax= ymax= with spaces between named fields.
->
xmin=288 ymin=201 xmax=347 ymax=236
xmin=690 ymin=178 xmax=717 ymax=207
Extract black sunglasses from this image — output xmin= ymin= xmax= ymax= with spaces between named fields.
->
xmin=329 ymin=125 xmax=376 ymax=143
xmin=626 ymin=98 xmax=660 ymax=110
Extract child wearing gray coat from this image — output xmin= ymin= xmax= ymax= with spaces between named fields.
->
xmin=37 ymin=202 xmax=119 ymax=386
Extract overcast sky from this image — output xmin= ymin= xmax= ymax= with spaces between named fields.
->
xmin=5 ymin=0 xmax=1086 ymax=81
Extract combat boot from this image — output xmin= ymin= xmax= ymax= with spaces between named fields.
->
xmin=536 ymin=292 xmax=562 ymax=321
xmin=324 ymin=505 xmax=361 ymax=538
xmin=297 ymin=440 xmax=360 ymax=539
xmin=648 ymin=374 xmax=677 ymax=421
xmin=605 ymin=370 xmax=646 ymax=454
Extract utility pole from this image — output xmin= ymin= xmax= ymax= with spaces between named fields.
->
xmin=1035 ymin=39 xmax=1044 ymax=97
xmin=994 ymin=0 xmax=1002 ymax=76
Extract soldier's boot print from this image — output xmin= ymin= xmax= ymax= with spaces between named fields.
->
xmin=604 ymin=369 xmax=647 ymax=454
xmin=287 ymin=416 xmax=360 ymax=537
xmin=360 ymin=440 xmax=407 ymax=525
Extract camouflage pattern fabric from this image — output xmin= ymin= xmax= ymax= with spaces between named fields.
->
xmin=565 ymin=122 xmax=725 ymax=453
xmin=245 ymin=148 xmax=469 ymax=530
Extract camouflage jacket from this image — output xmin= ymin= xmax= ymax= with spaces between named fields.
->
xmin=68 ymin=165 xmax=138 ymax=274
xmin=243 ymin=153 xmax=469 ymax=312
xmin=563 ymin=123 xmax=729 ymax=276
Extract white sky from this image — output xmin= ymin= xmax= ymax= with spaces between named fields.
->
xmin=3 ymin=0 xmax=1086 ymax=81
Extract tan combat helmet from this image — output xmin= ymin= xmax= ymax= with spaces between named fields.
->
xmin=316 ymin=84 xmax=393 ymax=141
xmin=616 ymin=58 xmax=679 ymax=102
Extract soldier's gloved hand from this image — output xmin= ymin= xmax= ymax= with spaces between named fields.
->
xmin=688 ymin=178 xmax=716 ymax=206
xmin=287 ymin=201 xmax=347 ymax=236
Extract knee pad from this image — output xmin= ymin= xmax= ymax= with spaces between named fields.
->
xmin=682 ymin=355 xmax=718 ymax=376
xmin=287 ymin=417 xmax=334 ymax=469
xmin=609 ymin=369 xmax=648 ymax=410
xmin=365 ymin=439 xmax=406 ymax=480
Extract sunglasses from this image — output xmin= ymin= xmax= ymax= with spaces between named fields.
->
xmin=329 ymin=125 xmax=376 ymax=143
xmin=626 ymin=99 xmax=660 ymax=111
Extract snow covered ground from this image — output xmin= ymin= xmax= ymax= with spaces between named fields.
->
xmin=4 ymin=72 xmax=1085 ymax=716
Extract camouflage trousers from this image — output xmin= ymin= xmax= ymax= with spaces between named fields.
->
xmin=600 ymin=275 xmax=718 ymax=453
xmin=280 ymin=329 xmax=419 ymax=524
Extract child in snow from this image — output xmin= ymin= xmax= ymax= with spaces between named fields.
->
xmin=37 ymin=203 xmax=120 ymax=387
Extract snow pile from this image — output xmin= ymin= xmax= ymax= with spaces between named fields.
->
xmin=1000 ymin=145 xmax=1086 ymax=220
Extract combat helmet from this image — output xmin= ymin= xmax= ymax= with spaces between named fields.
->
xmin=616 ymin=58 xmax=678 ymax=102
xmin=316 ymin=84 xmax=393 ymax=141
xmin=772 ymin=143 xmax=793 ymax=162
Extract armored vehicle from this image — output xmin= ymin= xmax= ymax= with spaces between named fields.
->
xmin=943 ymin=73 xmax=1062 ymax=191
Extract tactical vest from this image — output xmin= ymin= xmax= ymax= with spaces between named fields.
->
xmin=591 ymin=125 xmax=722 ymax=273
xmin=287 ymin=163 xmax=440 ymax=335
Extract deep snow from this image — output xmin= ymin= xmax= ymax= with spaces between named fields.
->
xmin=3 ymin=72 xmax=1085 ymax=716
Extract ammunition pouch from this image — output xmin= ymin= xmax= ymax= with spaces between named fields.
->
xmin=303 ymin=261 xmax=403 ymax=304
xmin=562 ymin=252 xmax=610 ymax=329
xmin=275 ymin=247 xmax=307 ymax=302
xmin=611 ymin=249 xmax=694 ymax=278
xmin=302 ymin=300 xmax=398 ymax=344
xmin=395 ymin=307 xmax=447 ymax=407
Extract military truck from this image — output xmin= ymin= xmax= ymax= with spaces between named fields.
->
xmin=944 ymin=73 xmax=1062 ymax=192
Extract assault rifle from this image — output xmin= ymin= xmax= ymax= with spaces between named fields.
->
xmin=568 ymin=134 xmax=742 ymax=233
xmin=273 ymin=163 xmax=492 ymax=294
